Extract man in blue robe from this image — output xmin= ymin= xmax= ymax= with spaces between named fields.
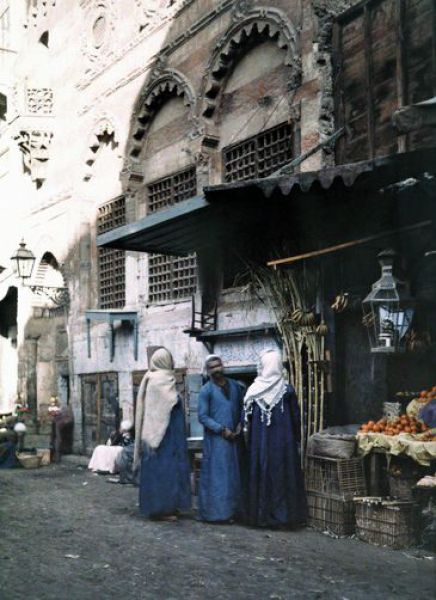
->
xmin=198 ymin=355 xmax=244 ymax=522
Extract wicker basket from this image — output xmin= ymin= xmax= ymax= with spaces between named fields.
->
xmin=307 ymin=491 xmax=355 ymax=537
xmin=354 ymin=497 xmax=417 ymax=549
xmin=305 ymin=455 xmax=367 ymax=499
xmin=17 ymin=453 xmax=42 ymax=469
xmin=36 ymin=448 xmax=51 ymax=466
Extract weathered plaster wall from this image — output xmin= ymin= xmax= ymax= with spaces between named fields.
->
xmin=1 ymin=0 xmax=348 ymax=446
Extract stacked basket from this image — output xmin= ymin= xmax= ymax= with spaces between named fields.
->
xmin=305 ymin=455 xmax=367 ymax=536
xmin=353 ymin=497 xmax=417 ymax=549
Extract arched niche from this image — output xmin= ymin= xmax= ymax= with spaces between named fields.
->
xmin=200 ymin=9 xmax=300 ymax=121
xmin=218 ymin=38 xmax=292 ymax=149
xmin=84 ymin=117 xmax=120 ymax=182
xmin=31 ymin=252 xmax=68 ymax=308
xmin=128 ymin=70 xmax=197 ymax=167
xmin=142 ymin=94 xmax=194 ymax=185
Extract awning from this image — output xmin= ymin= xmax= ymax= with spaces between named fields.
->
xmin=97 ymin=195 xmax=222 ymax=256
xmin=204 ymin=147 xmax=436 ymax=201
xmin=97 ymin=148 xmax=436 ymax=256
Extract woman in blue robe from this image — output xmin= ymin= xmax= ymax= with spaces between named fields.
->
xmin=198 ymin=355 xmax=245 ymax=522
xmin=133 ymin=348 xmax=191 ymax=520
xmin=243 ymin=349 xmax=307 ymax=528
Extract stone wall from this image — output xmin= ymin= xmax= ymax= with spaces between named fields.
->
xmin=1 ymin=0 xmax=347 ymax=449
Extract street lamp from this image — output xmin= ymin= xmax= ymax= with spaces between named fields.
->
xmin=10 ymin=239 xmax=69 ymax=307
xmin=362 ymin=249 xmax=414 ymax=353
xmin=10 ymin=240 xmax=36 ymax=281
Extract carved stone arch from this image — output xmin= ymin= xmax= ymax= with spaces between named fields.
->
xmin=129 ymin=69 xmax=198 ymax=160
xmin=84 ymin=114 xmax=120 ymax=181
xmin=31 ymin=251 xmax=69 ymax=307
xmin=200 ymin=8 xmax=300 ymax=119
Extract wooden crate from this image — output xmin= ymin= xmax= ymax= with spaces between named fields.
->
xmin=307 ymin=492 xmax=355 ymax=537
xmin=305 ymin=455 xmax=367 ymax=499
xmin=354 ymin=497 xmax=418 ymax=549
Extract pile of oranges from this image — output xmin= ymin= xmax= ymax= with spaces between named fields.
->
xmin=417 ymin=386 xmax=436 ymax=402
xmin=359 ymin=415 xmax=429 ymax=436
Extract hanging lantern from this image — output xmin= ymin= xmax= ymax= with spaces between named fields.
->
xmin=362 ymin=249 xmax=414 ymax=353
xmin=10 ymin=240 xmax=36 ymax=281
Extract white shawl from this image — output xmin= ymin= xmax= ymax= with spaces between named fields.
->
xmin=243 ymin=349 xmax=286 ymax=426
xmin=134 ymin=348 xmax=178 ymax=466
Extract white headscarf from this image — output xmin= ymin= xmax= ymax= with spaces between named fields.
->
xmin=134 ymin=348 xmax=178 ymax=460
xmin=243 ymin=349 xmax=286 ymax=426
xmin=120 ymin=419 xmax=133 ymax=432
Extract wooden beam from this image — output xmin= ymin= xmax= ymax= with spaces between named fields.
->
xmin=395 ymin=0 xmax=408 ymax=152
xmin=332 ymin=21 xmax=344 ymax=164
xmin=267 ymin=220 xmax=433 ymax=268
xmin=364 ymin=5 xmax=375 ymax=159
xmin=270 ymin=128 xmax=345 ymax=176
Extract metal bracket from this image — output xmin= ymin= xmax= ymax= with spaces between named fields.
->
xmin=85 ymin=310 xmax=139 ymax=362
xmin=29 ymin=285 xmax=69 ymax=307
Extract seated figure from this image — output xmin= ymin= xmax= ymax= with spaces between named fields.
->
xmin=88 ymin=420 xmax=133 ymax=474
xmin=0 ymin=428 xmax=19 ymax=469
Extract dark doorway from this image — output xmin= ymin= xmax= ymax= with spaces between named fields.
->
xmin=81 ymin=372 xmax=119 ymax=454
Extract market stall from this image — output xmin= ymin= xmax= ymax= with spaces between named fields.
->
xmin=305 ymin=386 xmax=436 ymax=550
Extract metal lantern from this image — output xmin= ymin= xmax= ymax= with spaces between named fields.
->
xmin=10 ymin=240 xmax=36 ymax=281
xmin=362 ymin=249 xmax=414 ymax=353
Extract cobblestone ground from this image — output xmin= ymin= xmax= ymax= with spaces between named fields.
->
xmin=0 ymin=462 xmax=435 ymax=600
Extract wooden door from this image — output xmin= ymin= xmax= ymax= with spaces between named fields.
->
xmin=99 ymin=373 xmax=119 ymax=445
xmin=81 ymin=372 xmax=119 ymax=454
xmin=81 ymin=375 xmax=98 ymax=453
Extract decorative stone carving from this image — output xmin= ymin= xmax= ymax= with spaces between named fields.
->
xmin=26 ymin=88 xmax=54 ymax=115
xmin=193 ymin=152 xmax=210 ymax=168
xmin=81 ymin=1 xmax=116 ymax=63
xmin=15 ymin=130 xmax=53 ymax=186
xmin=200 ymin=7 xmax=300 ymax=119
xmin=119 ymin=162 xmax=144 ymax=189
xmin=25 ymin=0 xmax=56 ymax=28
xmin=231 ymin=0 xmax=253 ymax=22
xmin=76 ymin=0 xmax=225 ymax=92
xmin=128 ymin=68 xmax=198 ymax=160
xmin=83 ymin=115 xmax=119 ymax=181
xmin=215 ymin=335 xmax=279 ymax=366
xmin=134 ymin=0 xmax=161 ymax=31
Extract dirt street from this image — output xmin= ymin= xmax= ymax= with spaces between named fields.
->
xmin=0 ymin=463 xmax=434 ymax=600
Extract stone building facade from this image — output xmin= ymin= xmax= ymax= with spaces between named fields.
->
xmin=0 ymin=0 xmax=375 ymax=450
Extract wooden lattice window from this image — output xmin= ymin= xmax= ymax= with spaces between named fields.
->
xmin=97 ymin=196 xmax=126 ymax=309
xmin=223 ymin=123 xmax=293 ymax=183
xmin=148 ymin=167 xmax=197 ymax=213
xmin=147 ymin=167 xmax=197 ymax=303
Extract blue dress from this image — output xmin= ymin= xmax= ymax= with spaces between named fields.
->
xmin=139 ymin=400 xmax=191 ymax=518
xmin=245 ymin=385 xmax=307 ymax=527
xmin=198 ymin=379 xmax=244 ymax=522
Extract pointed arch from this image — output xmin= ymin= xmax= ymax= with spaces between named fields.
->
xmin=128 ymin=69 xmax=198 ymax=160
xmin=200 ymin=8 xmax=300 ymax=119
xmin=84 ymin=114 xmax=120 ymax=181
xmin=33 ymin=252 xmax=66 ymax=289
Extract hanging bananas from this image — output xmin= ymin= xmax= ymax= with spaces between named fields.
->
xmin=290 ymin=308 xmax=304 ymax=324
xmin=331 ymin=293 xmax=349 ymax=313
xmin=316 ymin=321 xmax=328 ymax=336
